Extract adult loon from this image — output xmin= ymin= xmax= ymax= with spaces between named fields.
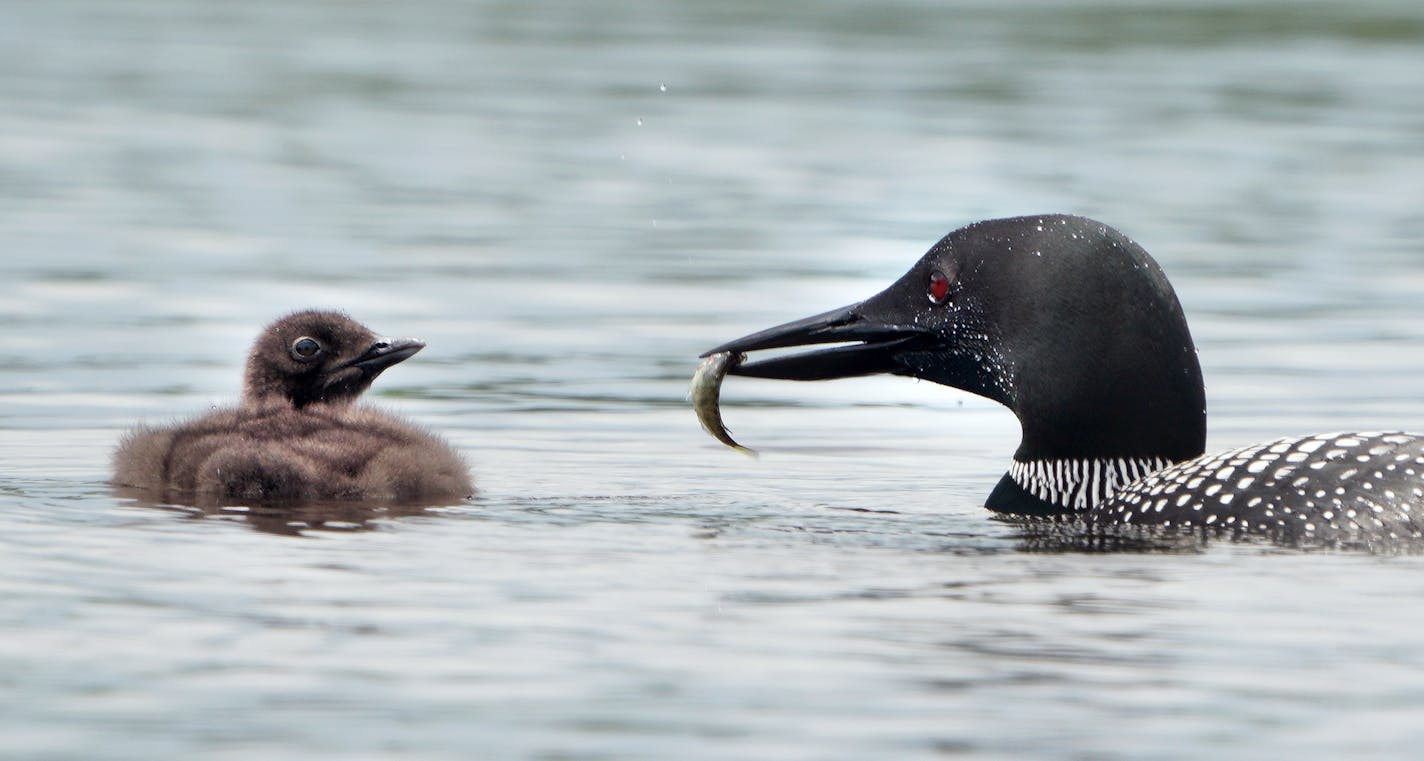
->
xmin=704 ymin=215 xmax=1424 ymax=542
xmin=113 ymin=310 xmax=472 ymax=506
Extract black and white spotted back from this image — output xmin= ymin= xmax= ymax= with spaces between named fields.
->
xmin=1096 ymin=432 xmax=1424 ymax=540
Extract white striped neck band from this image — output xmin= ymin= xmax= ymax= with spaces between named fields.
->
xmin=1009 ymin=456 xmax=1173 ymax=511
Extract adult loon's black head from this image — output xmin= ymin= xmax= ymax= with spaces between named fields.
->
xmin=705 ymin=214 xmax=1208 ymax=515
xmin=242 ymin=310 xmax=425 ymax=409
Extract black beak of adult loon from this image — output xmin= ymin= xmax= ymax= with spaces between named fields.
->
xmin=702 ymin=305 xmax=929 ymax=380
xmin=346 ymin=337 xmax=426 ymax=375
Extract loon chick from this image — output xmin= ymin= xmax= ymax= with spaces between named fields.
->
xmin=704 ymin=214 xmax=1424 ymax=542
xmin=113 ymin=310 xmax=472 ymax=506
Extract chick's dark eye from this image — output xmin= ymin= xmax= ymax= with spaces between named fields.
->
xmin=290 ymin=337 xmax=322 ymax=360
xmin=928 ymin=270 xmax=951 ymax=304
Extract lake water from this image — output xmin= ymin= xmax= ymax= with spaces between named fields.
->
xmin=3 ymin=0 xmax=1424 ymax=758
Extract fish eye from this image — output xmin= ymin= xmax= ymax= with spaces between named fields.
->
xmin=290 ymin=337 xmax=323 ymax=361
xmin=928 ymin=270 xmax=951 ymax=304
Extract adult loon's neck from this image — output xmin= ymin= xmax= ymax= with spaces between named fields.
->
xmin=987 ymin=455 xmax=1178 ymax=515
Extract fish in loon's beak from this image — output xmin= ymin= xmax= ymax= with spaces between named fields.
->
xmin=700 ymin=304 xmax=931 ymax=381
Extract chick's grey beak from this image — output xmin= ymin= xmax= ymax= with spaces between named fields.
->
xmin=349 ymin=337 xmax=425 ymax=373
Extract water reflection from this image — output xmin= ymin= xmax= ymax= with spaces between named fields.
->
xmin=5 ymin=0 xmax=1424 ymax=758
xmin=113 ymin=486 xmax=460 ymax=536
xmin=1001 ymin=516 xmax=1424 ymax=555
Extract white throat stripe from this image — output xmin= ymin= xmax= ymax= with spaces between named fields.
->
xmin=1010 ymin=457 xmax=1171 ymax=510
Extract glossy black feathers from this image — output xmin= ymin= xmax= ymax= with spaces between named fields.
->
xmin=706 ymin=215 xmax=1423 ymax=542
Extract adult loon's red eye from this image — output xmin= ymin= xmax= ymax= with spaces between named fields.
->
xmin=928 ymin=270 xmax=950 ymax=304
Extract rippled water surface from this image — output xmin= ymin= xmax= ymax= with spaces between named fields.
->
xmin=4 ymin=1 xmax=1424 ymax=758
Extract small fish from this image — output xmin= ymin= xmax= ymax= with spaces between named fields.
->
xmin=691 ymin=351 xmax=757 ymax=457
